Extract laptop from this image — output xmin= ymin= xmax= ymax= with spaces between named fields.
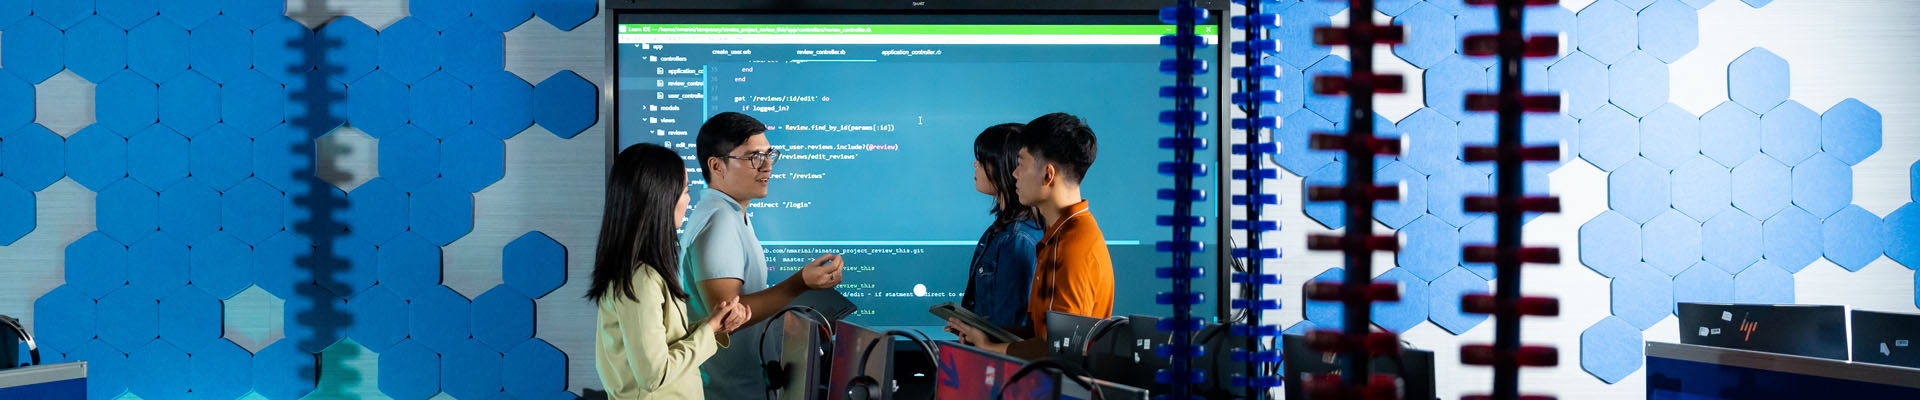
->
xmin=1851 ymin=309 xmax=1920 ymax=369
xmin=1282 ymin=334 xmax=1437 ymax=400
xmin=1676 ymin=303 xmax=1848 ymax=360
xmin=1044 ymin=312 xmax=1103 ymax=369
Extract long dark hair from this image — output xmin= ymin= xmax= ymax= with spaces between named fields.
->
xmin=588 ymin=143 xmax=691 ymax=303
xmin=975 ymin=123 xmax=1037 ymax=231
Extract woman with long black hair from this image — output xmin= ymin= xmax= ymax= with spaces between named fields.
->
xmin=591 ymin=143 xmax=752 ymax=399
xmin=961 ymin=123 xmax=1044 ymax=328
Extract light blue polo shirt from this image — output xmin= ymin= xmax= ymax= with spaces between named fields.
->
xmin=679 ymin=187 xmax=773 ymax=399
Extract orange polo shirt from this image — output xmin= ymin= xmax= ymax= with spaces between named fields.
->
xmin=1026 ymin=200 xmax=1116 ymax=338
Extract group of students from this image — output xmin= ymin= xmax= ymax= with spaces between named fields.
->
xmin=587 ymin=111 xmax=1118 ymax=399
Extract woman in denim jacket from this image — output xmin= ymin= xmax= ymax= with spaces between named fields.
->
xmin=961 ymin=123 xmax=1044 ymax=328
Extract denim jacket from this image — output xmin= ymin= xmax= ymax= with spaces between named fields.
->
xmin=961 ymin=219 xmax=1043 ymax=328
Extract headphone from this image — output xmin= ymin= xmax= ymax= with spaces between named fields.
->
xmin=845 ymin=330 xmax=940 ymax=400
xmin=0 ymin=315 xmax=36 ymax=367
xmin=994 ymin=359 xmax=1105 ymax=400
xmin=758 ymin=306 xmax=835 ymax=400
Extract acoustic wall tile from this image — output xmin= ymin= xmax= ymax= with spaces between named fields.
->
xmin=442 ymin=339 xmax=505 ymax=399
xmin=1424 ymin=58 xmax=1487 ymax=122
xmin=1550 ymin=52 xmax=1609 ymax=119
xmin=1789 ymin=153 xmax=1850 ymax=218
xmin=321 ymin=234 xmax=381 ymax=298
xmin=128 ymin=18 xmax=190 ymax=83
xmin=472 ymin=286 xmax=535 ymax=352
xmin=1821 ymin=205 xmax=1886 ymax=272
xmin=220 ymin=0 xmax=286 ymax=29
xmin=1581 ymin=211 xmax=1643 ymax=278
xmin=187 ymin=125 xmax=252 ymax=191
xmin=1370 ymin=268 xmax=1431 ymax=334
xmin=1886 ymin=203 xmax=1920 ymax=269
xmin=251 ymin=341 xmax=319 ymax=400
xmin=1760 ymin=100 xmax=1820 ymax=166
xmin=157 ymin=286 xmax=221 ymax=352
xmin=252 ymin=232 xmax=312 ymax=300
xmin=1641 ymin=211 xmax=1702 ymax=277
xmin=1607 ymin=52 xmax=1668 ymax=117
xmin=64 ymin=18 xmax=130 ymax=83
xmin=1576 ymin=0 xmax=1638 ymax=64
xmin=251 ymin=124 xmax=318 ymax=193
xmin=1820 ymin=100 xmax=1881 ymax=166
xmin=1671 ymin=156 xmax=1731 ymax=221
xmin=379 ymin=232 xmax=443 ymax=298
xmin=1374 ymin=161 xmax=1428 ymax=229
xmin=252 ymin=17 xmax=317 ymax=84
xmin=1761 ymin=206 xmax=1822 ymax=273
xmin=281 ymin=283 xmax=350 ymax=353
xmin=1639 ymin=104 xmax=1699 ymax=169
xmin=222 ymin=178 xmax=287 ymax=245
xmin=1398 ymin=216 xmax=1460 ymax=282
xmin=2 ymin=18 xmax=64 ymax=83
xmin=1302 ymin=267 xmax=1346 ymax=331
xmin=77 ymin=339 xmax=132 ymax=399
xmin=1701 ymin=210 xmax=1763 ymax=274
xmin=409 ymin=181 xmax=474 ymax=246
xmin=1611 ymin=263 xmax=1674 ymax=330
xmin=501 ymin=231 xmax=566 ymax=299
xmin=189 ymin=232 xmax=253 ymax=299
xmin=1698 ymin=102 xmax=1762 ymax=169
xmin=471 ymin=70 xmax=534 ymax=140
xmin=1429 ymin=268 xmax=1490 ymax=334
xmin=126 ymin=341 xmax=190 ymax=399
xmin=158 ymin=0 xmax=218 ymax=28
xmin=68 ymin=231 xmax=130 ymax=299
xmin=1609 ymin=158 xmax=1671 ymax=224
xmin=1392 ymin=2 xmax=1454 ymax=69
xmin=318 ymin=16 xmax=379 ymax=85
xmin=1637 ymin=0 xmax=1699 ymax=63
xmin=378 ymin=18 xmax=446 ymax=85
xmin=0 ymin=72 xmax=32 ymax=133
xmin=1581 ymin=316 xmax=1643 ymax=383
xmin=1730 ymin=154 xmax=1790 ymax=219
xmin=186 ymin=17 xmax=254 ymax=84
xmin=126 ymin=234 xmax=190 ymax=300
xmin=411 ymin=285 xmax=473 ymax=354
xmin=1578 ymin=105 xmax=1638 ymax=172
xmin=1302 ymin=161 xmax=1346 ymax=230
xmin=1275 ymin=109 xmax=1337 ymax=176
xmin=1728 ymin=48 xmax=1789 ymax=113
xmin=534 ymin=0 xmax=597 ymax=31
xmin=127 ymin=125 xmax=188 ymax=190
xmin=97 ymin=0 xmax=159 ymax=29
xmin=348 ymin=285 xmax=409 ymax=353
xmin=1672 ymin=262 xmax=1734 ymax=313
xmin=188 ymin=339 xmax=253 ymax=400
xmin=344 ymin=178 xmax=409 ymax=245
xmin=410 ymin=72 xmax=474 ymax=138
xmin=411 ymin=0 xmax=472 ymax=30
xmin=346 ymin=71 xmax=411 ymax=138
xmin=0 ymin=181 xmax=32 ymax=246
xmin=476 ymin=0 xmax=534 ymax=31
xmin=1396 ymin=108 xmax=1458 ymax=176
xmin=97 ymin=179 xmax=160 ymax=244
xmin=93 ymin=71 xmax=158 ymax=136
xmin=156 ymin=71 xmax=220 ymax=135
xmin=440 ymin=131 xmax=506 ymax=192
xmin=224 ymin=71 xmax=290 ymax=137
xmin=32 ymin=285 xmax=96 ymax=354
xmin=444 ymin=20 xmax=505 ymax=83
xmin=532 ymin=70 xmax=598 ymax=139
xmin=285 ymin=71 xmax=350 ymax=133
xmin=1428 ymin=165 xmax=1490 ymax=228
xmin=98 ymin=288 xmax=160 ymax=350
xmin=380 ymin=340 xmax=442 ymax=400
xmin=1733 ymin=259 xmax=1793 ymax=304
xmin=1 ymin=122 xmax=65 ymax=191
xmin=503 ymin=339 xmax=566 ymax=399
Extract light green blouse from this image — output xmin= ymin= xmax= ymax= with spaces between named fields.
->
xmin=595 ymin=264 xmax=730 ymax=400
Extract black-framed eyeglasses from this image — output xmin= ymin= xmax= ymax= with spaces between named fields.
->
xmin=722 ymin=150 xmax=781 ymax=169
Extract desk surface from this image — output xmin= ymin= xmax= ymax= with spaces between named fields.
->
xmin=0 ymin=362 xmax=86 ymax=389
xmin=1646 ymin=341 xmax=1920 ymax=389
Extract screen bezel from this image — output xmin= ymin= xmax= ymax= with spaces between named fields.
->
xmin=603 ymin=0 xmax=1236 ymax=321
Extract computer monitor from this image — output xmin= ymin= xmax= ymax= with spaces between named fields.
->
xmin=1282 ymin=334 xmax=1437 ymax=400
xmin=1676 ymin=303 xmax=1849 ymax=360
xmin=1083 ymin=315 xmax=1172 ymax=393
xmin=1850 ymin=309 xmax=1920 ymax=369
xmin=607 ymin=0 xmax=1230 ymax=334
xmin=1044 ymin=312 xmax=1103 ymax=368
xmin=781 ymin=314 xmax=833 ymax=400
xmin=934 ymin=341 xmax=1056 ymax=398
xmin=829 ymin=321 xmax=888 ymax=400
xmin=1192 ymin=321 xmax=1254 ymax=398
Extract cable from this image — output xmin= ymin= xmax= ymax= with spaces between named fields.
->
xmin=1079 ymin=317 xmax=1130 ymax=359
xmin=993 ymin=359 xmax=1104 ymax=400
xmin=758 ymin=305 xmax=834 ymax=400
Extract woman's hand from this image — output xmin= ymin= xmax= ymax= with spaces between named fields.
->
xmin=707 ymin=296 xmax=752 ymax=334
xmin=944 ymin=318 xmax=1010 ymax=354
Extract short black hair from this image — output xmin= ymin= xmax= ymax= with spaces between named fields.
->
xmin=1016 ymin=112 xmax=1097 ymax=183
xmin=695 ymin=112 xmax=767 ymax=182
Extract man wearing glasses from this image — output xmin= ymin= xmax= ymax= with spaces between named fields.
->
xmin=679 ymin=112 xmax=846 ymax=399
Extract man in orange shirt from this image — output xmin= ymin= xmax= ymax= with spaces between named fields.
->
xmin=947 ymin=112 xmax=1115 ymax=359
